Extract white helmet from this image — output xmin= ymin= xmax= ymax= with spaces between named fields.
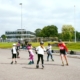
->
xmin=13 ymin=43 xmax=16 ymax=46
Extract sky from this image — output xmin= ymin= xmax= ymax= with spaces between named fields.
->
xmin=0 ymin=0 xmax=80 ymax=36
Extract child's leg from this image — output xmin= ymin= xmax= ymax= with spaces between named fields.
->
xmin=60 ymin=54 xmax=64 ymax=66
xmin=11 ymin=58 xmax=14 ymax=64
xmin=28 ymin=54 xmax=32 ymax=64
xmin=50 ymin=54 xmax=54 ymax=61
xmin=15 ymin=54 xmax=17 ymax=64
xmin=36 ymin=54 xmax=40 ymax=68
xmin=37 ymin=54 xmax=40 ymax=65
xmin=47 ymin=53 xmax=49 ymax=61
xmin=15 ymin=58 xmax=17 ymax=64
xmin=41 ymin=55 xmax=44 ymax=68
xmin=32 ymin=55 xmax=34 ymax=64
xmin=17 ymin=52 xmax=19 ymax=57
xmin=64 ymin=55 xmax=69 ymax=65
xmin=11 ymin=54 xmax=14 ymax=64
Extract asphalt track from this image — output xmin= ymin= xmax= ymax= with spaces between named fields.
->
xmin=0 ymin=49 xmax=80 ymax=80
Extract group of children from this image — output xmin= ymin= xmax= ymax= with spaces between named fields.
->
xmin=11 ymin=42 xmax=34 ymax=65
xmin=11 ymin=40 xmax=69 ymax=69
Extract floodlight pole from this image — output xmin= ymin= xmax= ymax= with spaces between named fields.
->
xmin=19 ymin=3 xmax=22 ymax=41
xmin=74 ymin=5 xmax=76 ymax=43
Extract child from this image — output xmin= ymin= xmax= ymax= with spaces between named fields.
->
xmin=36 ymin=41 xmax=46 ymax=69
xmin=16 ymin=43 xmax=20 ymax=58
xmin=28 ymin=44 xmax=34 ymax=65
xmin=27 ymin=44 xmax=33 ymax=56
xmin=11 ymin=43 xmax=18 ymax=64
xmin=47 ymin=43 xmax=54 ymax=61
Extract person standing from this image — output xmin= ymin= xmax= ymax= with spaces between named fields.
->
xmin=36 ymin=42 xmax=46 ymax=69
xmin=27 ymin=44 xmax=33 ymax=57
xmin=47 ymin=43 xmax=54 ymax=61
xmin=58 ymin=40 xmax=69 ymax=66
xmin=16 ymin=41 xmax=20 ymax=58
xmin=11 ymin=43 xmax=18 ymax=64
xmin=28 ymin=46 xmax=34 ymax=65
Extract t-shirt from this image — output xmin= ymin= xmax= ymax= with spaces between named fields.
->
xmin=58 ymin=42 xmax=68 ymax=52
xmin=12 ymin=47 xmax=17 ymax=54
xmin=36 ymin=46 xmax=46 ymax=55
xmin=47 ymin=46 xmax=52 ymax=51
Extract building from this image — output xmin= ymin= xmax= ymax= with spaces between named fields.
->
xmin=5 ymin=29 xmax=36 ymax=42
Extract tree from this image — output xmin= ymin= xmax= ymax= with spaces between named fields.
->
xmin=58 ymin=33 xmax=62 ymax=39
xmin=35 ymin=28 xmax=42 ymax=37
xmin=76 ymin=31 xmax=80 ymax=41
xmin=41 ymin=25 xmax=58 ymax=37
xmin=1 ymin=34 xmax=7 ymax=41
xmin=62 ymin=25 xmax=75 ymax=41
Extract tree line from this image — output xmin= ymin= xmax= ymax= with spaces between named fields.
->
xmin=35 ymin=25 xmax=80 ymax=41
xmin=1 ymin=24 xmax=80 ymax=41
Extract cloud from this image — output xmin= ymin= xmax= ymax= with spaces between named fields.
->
xmin=0 ymin=0 xmax=80 ymax=36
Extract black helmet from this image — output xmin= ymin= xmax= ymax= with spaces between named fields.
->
xmin=40 ymin=41 xmax=44 ymax=44
xmin=58 ymin=39 xmax=62 ymax=42
xmin=48 ymin=43 xmax=50 ymax=45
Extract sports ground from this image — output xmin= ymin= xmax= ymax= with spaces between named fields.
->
xmin=0 ymin=49 xmax=80 ymax=80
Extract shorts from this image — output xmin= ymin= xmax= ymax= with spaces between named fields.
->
xmin=60 ymin=49 xmax=66 ymax=55
xmin=12 ymin=54 xmax=17 ymax=58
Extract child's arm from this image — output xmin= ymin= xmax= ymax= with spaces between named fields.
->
xmin=43 ymin=47 xmax=46 ymax=52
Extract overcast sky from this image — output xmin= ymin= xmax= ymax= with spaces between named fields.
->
xmin=0 ymin=0 xmax=80 ymax=36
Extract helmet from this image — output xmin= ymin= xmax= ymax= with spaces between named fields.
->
xmin=13 ymin=43 xmax=16 ymax=46
xmin=40 ymin=41 xmax=44 ymax=44
xmin=58 ymin=39 xmax=62 ymax=42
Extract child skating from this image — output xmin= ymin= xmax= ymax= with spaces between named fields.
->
xmin=11 ymin=43 xmax=18 ymax=64
xmin=28 ymin=44 xmax=34 ymax=65
xmin=47 ymin=43 xmax=54 ymax=61
xmin=36 ymin=41 xmax=46 ymax=69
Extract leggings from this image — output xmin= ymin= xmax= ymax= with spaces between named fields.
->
xmin=17 ymin=51 xmax=19 ymax=57
xmin=37 ymin=54 xmax=44 ymax=65
xmin=29 ymin=54 xmax=34 ymax=61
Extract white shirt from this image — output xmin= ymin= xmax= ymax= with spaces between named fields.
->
xmin=12 ymin=47 xmax=17 ymax=54
xmin=47 ymin=46 xmax=52 ymax=51
xmin=36 ymin=46 xmax=46 ymax=55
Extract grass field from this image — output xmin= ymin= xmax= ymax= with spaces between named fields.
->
xmin=0 ymin=42 xmax=14 ymax=48
xmin=0 ymin=42 xmax=80 ymax=51
xmin=66 ymin=42 xmax=80 ymax=51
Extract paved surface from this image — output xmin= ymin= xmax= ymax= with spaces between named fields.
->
xmin=0 ymin=49 xmax=80 ymax=80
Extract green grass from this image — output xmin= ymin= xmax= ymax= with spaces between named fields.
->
xmin=31 ymin=42 xmax=80 ymax=50
xmin=0 ymin=42 xmax=80 ymax=51
xmin=31 ymin=42 xmax=54 ymax=47
xmin=66 ymin=43 xmax=80 ymax=51
xmin=32 ymin=42 xmax=80 ymax=51
xmin=0 ymin=42 xmax=14 ymax=48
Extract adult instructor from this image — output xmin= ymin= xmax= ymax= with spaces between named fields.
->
xmin=58 ymin=39 xmax=69 ymax=66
